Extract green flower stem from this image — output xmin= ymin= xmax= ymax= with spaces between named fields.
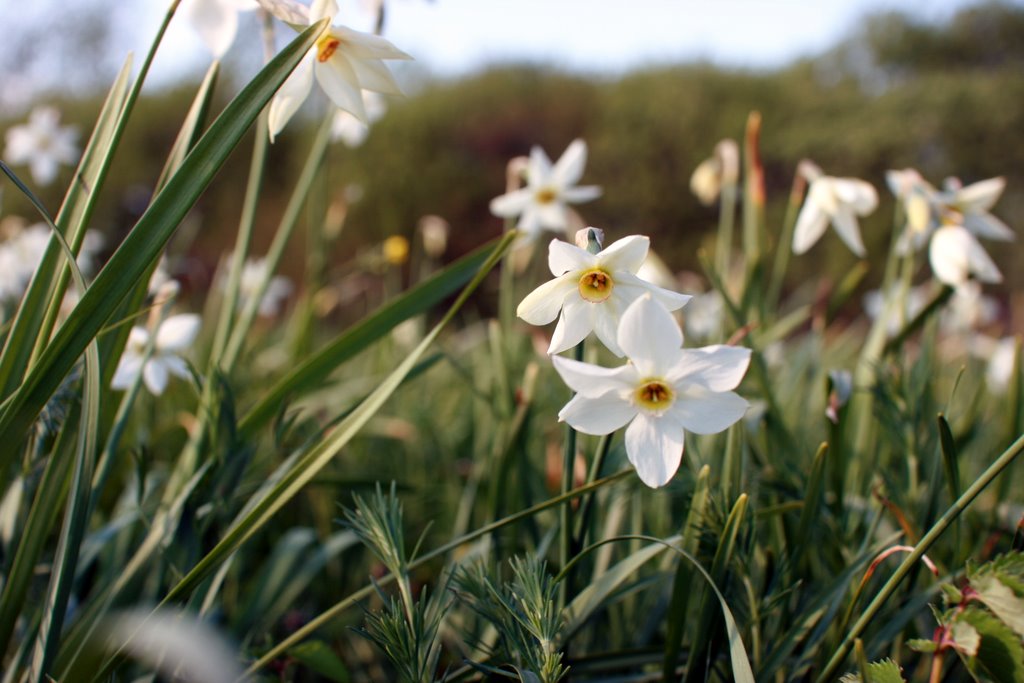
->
xmin=714 ymin=181 xmax=738 ymax=280
xmin=816 ymin=430 xmax=1024 ymax=682
xmin=560 ymin=341 xmax=586 ymax=608
xmin=573 ymin=433 xmax=613 ymax=547
xmin=765 ymin=171 xmax=806 ymax=312
xmin=239 ymin=469 xmax=632 ymax=679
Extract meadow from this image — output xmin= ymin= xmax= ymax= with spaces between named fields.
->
xmin=0 ymin=1 xmax=1022 ymax=681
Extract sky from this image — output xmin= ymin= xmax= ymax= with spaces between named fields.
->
xmin=0 ymin=0 xmax=1005 ymax=113
xmin=147 ymin=0 xmax=993 ymax=80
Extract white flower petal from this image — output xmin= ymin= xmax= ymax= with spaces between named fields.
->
xmin=535 ymin=201 xmax=567 ymax=231
xmin=547 ymin=238 xmax=592 ymax=276
xmin=333 ymin=26 xmax=413 ymax=61
xmin=792 ymin=201 xmax=829 ymax=254
xmin=156 ymin=314 xmax=201 ymax=353
xmin=183 ymin=0 xmax=238 ymax=58
xmin=591 ymin=299 xmax=625 ymax=357
xmin=598 ymin=235 xmax=649 ymax=273
xmin=672 ymin=388 xmax=749 ymax=434
xmin=552 ymin=139 xmax=588 ymax=187
xmin=558 ymin=391 xmax=637 ymax=435
xmin=831 ymin=178 xmax=878 ymax=215
xmin=615 ymin=271 xmax=690 ymax=311
xmin=955 ymin=177 xmax=1004 ymax=212
xmin=963 ymin=213 xmax=1014 ymax=242
xmin=315 ymin=55 xmax=367 ymax=121
xmin=517 ymin=275 xmax=576 ymax=325
xmin=309 ymin=0 xmax=338 ymax=22
xmin=111 ymin=354 xmax=144 ymax=390
xmin=268 ymin=56 xmax=314 ymax=141
xmin=528 ymin=146 xmax=553 ymax=181
xmin=830 ymin=207 xmax=867 ymax=258
xmin=161 ymin=355 xmax=191 ymax=380
xmin=624 ymin=413 xmax=684 ymax=488
xmin=143 ymin=360 xmax=170 ymax=396
xmin=349 ymin=57 xmax=403 ymax=95
xmin=667 ymin=345 xmax=751 ymax=392
xmin=255 ymin=0 xmax=310 ymax=24
xmin=929 ymin=225 xmax=1002 ymax=286
xmin=561 ymin=185 xmax=603 ymax=203
xmin=489 ymin=188 xmax=532 ymax=218
xmin=548 ymin=298 xmax=594 ymax=355
xmin=617 ymin=296 xmax=681 ymax=376
xmin=551 ymin=355 xmax=636 ymax=397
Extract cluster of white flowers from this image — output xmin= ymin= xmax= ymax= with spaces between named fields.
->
xmin=496 ymin=142 xmax=751 ymax=488
xmin=3 ymin=106 xmax=80 ymax=186
xmin=0 ymin=222 xmax=102 ymax=305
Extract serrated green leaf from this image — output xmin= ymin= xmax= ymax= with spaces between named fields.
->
xmin=951 ymin=620 xmax=981 ymax=658
xmin=973 ymin=573 xmax=1024 ymax=639
xmin=956 ymin=606 xmax=1024 ymax=683
xmin=906 ymin=638 xmax=938 ymax=653
xmin=840 ymin=659 xmax=906 ymax=683
xmin=288 ymin=640 xmax=350 ymax=682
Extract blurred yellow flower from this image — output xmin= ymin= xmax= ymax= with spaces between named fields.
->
xmin=383 ymin=235 xmax=410 ymax=265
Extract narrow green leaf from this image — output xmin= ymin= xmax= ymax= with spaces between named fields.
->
xmin=0 ymin=56 xmax=132 ymax=402
xmin=161 ymin=232 xmax=515 ymax=606
xmin=663 ymin=465 xmax=712 ymax=681
xmin=685 ymin=493 xmax=748 ymax=683
xmin=795 ymin=443 xmax=829 ymax=567
xmin=937 ymin=414 xmax=960 ymax=507
xmin=563 ymin=535 xmax=682 ymax=636
xmin=155 ymin=60 xmax=221 ymax=191
xmin=0 ymin=20 xmax=327 ymax=456
xmin=238 ymin=237 xmax=502 ymax=438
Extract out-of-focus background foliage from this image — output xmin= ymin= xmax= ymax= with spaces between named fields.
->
xmin=2 ymin=1 xmax=1023 ymax=302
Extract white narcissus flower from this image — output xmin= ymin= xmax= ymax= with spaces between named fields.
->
xmin=792 ymin=170 xmax=878 ymax=258
xmin=689 ymin=139 xmax=739 ymax=206
xmin=330 ymin=91 xmax=386 ymax=147
xmin=112 ymin=314 xmax=201 ymax=396
xmin=258 ymin=0 xmax=411 ymax=141
xmin=3 ymin=106 xmax=79 ymax=186
xmin=518 ymin=234 xmax=690 ymax=357
xmin=552 ymin=295 xmax=751 ymax=488
xmin=181 ymin=0 xmax=257 ymax=57
xmin=237 ymin=257 xmax=293 ymax=317
xmin=489 ymin=139 xmax=602 ymax=242
xmin=928 ymin=223 xmax=1002 ymax=287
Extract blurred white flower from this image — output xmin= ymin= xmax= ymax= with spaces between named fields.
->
xmin=259 ymin=0 xmax=411 ymax=141
xmin=682 ymin=290 xmax=725 ymax=342
xmin=928 ymin=223 xmax=1002 ymax=287
xmin=418 ymin=215 xmax=449 ymax=258
xmin=3 ymin=106 xmax=79 ymax=186
xmin=489 ymin=139 xmax=602 ymax=242
xmin=792 ymin=165 xmax=878 ymax=258
xmin=0 ymin=222 xmax=102 ymax=303
xmin=112 ymin=314 xmax=200 ymax=396
xmin=104 ymin=607 xmax=242 ymax=683
xmin=236 ymin=257 xmax=293 ymax=317
xmin=552 ymin=295 xmax=750 ymax=488
xmin=330 ymin=90 xmax=386 ymax=147
xmin=862 ymin=284 xmax=929 ymax=338
xmin=972 ymin=335 xmax=1019 ymax=395
xmin=941 ymin=281 xmax=998 ymax=333
xmin=517 ymin=234 xmax=690 ymax=357
xmin=888 ymin=170 xmax=1014 ymax=254
xmin=825 ymin=369 xmax=852 ymax=424
xmin=181 ymin=0 xmax=257 ymax=57
xmin=690 ymin=139 xmax=739 ymax=206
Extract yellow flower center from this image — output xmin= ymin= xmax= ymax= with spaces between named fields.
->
xmin=316 ymin=34 xmax=341 ymax=63
xmin=535 ymin=187 xmax=558 ymax=204
xmin=577 ymin=268 xmax=613 ymax=303
xmin=634 ymin=380 xmax=675 ymax=413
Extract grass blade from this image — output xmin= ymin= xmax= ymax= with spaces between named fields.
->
xmin=0 ymin=20 xmax=327 ymax=455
